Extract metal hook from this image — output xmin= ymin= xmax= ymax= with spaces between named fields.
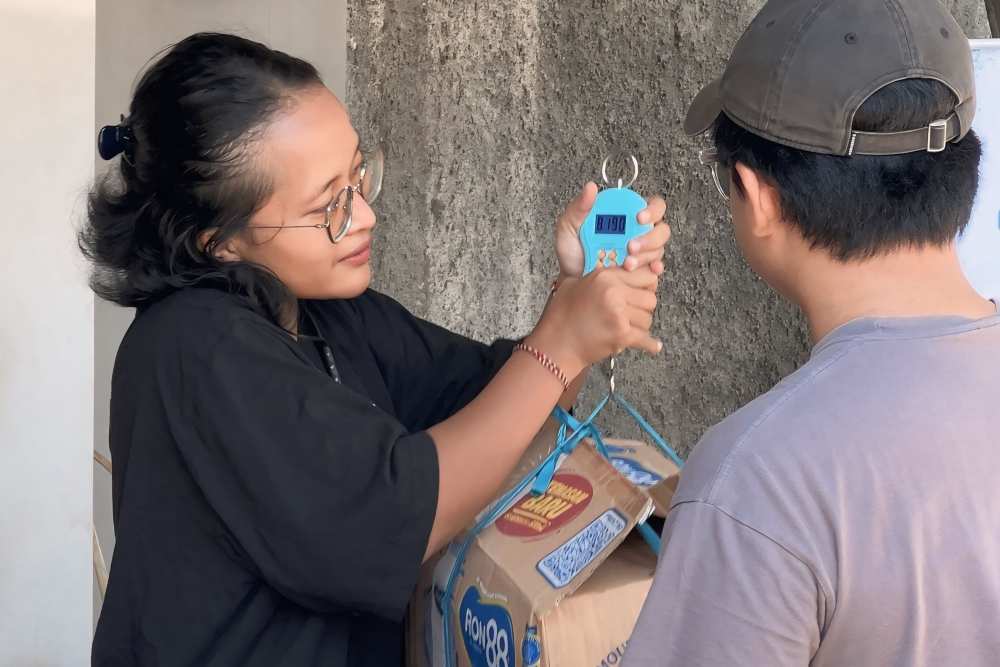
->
xmin=609 ymin=356 xmax=617 ymax=395
xmin=602 ymin=153 xmax=639 ymax=189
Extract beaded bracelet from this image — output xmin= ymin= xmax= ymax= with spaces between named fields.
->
xmin=514 ymin=342 xmax=570 ymax=391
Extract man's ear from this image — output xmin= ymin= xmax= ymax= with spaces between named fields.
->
xmin=198 ymin=229 xmax=241 ymax=262
xmin=733 ymin=162 xmax=783 ymax=239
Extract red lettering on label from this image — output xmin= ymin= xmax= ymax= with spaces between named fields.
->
xmin=495 ymin=473 xmax=593 ymax=537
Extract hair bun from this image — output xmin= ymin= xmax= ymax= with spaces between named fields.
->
xmin=97 ymin=118 xmax=134 ymax=161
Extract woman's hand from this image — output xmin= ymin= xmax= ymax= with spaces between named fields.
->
xmin=528 ymin=266 xmax=663 ymax=379
xmin=554 ymin=182 xmax=671 ymax=279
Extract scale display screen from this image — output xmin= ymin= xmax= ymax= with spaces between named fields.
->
xmin=595 ymin=214 xmax=627 ymax=235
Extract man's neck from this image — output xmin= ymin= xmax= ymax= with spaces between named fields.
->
xmin=793 ymin=244 xmax=996 ymax=345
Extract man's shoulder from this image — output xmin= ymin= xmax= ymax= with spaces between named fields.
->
xmin=673 ymin=341 xmax=861 ymax=508
xmin=677 ymin=312 xmax=1000 ymax=509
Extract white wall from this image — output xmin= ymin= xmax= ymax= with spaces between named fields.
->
xmin=93 ymin=0 xmax=348 ymax=624
xmin=0 ymin=1 xmax=96 ymax=663
xmin=958 ymin=40 xmax=1000 ymax=299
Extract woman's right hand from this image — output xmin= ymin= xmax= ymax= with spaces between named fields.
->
xmin=527 ymin=266 xmax=663 ymax=378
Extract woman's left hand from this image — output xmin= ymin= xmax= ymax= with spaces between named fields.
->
xmin=554 ymin=182 xmax=671 ymax=281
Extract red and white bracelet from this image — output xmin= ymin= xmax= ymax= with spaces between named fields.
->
xmin=514 ymin=342 xmax=570 ymax=391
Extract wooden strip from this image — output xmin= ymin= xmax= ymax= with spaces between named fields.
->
xmin=94 ymin=450 xmax=112 ymax=474
xmin=93 ymin=527 xmax=109 ymax=600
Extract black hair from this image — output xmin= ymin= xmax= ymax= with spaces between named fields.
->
xmin=80 ymin=32 xmax=324 ymax=323
xmin=713 ymin=78 xmax=982 ymax=261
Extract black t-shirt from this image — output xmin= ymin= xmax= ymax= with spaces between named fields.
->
xmin=92 ymin=287 xmax=515 ymax=666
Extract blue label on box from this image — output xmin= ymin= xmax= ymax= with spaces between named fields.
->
xmin=536 ymin=509 xmax=627 ymax=588
xmin=609 ymin=456 xmax=663 ymax=488
xmin=521 ymin=625 xmax=541 ymax=666
xmin=460 ymin=586 xmax=514 ymax=667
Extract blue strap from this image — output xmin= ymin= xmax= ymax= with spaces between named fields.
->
xmin=636 ymin=520 xmax=662 ymax=553
xmin=612 ymin=393 xmax=684 ymax=469
xmin=533 ymin=408 xmax=584 ymax=494
xmin=583 ymin=400 xmax=669 ymax=555
xmin=532 ymin=421 xmax=567 ymax=495
xmin=589 ymin=428 xmax=613 ymax=460
xmin=587 ymin=393 xmax=612 ymax=424
xmin=533 ymin=403 xmax=615 ymax=493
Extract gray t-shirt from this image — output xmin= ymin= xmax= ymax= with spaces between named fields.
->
xmin=626 ymin=310 xmax=1000 ymax=666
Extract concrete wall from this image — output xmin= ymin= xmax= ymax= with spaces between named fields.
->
xmin=347 ymin=1 xmax=991 ymax=454
xmin=93 ymin=0 xmax=348 ymax=624
xmin=0 ymin=1 xmax=96 ymax=662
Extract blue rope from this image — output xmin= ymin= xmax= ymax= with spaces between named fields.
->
xmin=575 ymin=402 xmax=672 ymax=555
xmin=588 ymin=427 xmax=614 ymax=461
xmin=636 ymin=520 xmax=662 ymax=553
xmin=532 ymin=408 xmax=580 ymax=494
xmin=612 ymin=393 xmax=684 ymax=469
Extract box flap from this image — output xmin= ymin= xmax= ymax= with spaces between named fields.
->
xmin=647 ymin=475 xmax=680 ymax=516
xmin=603 ymin=437 xmax=681 ymax=517
xmin=538 ymin=533 xmax=656 ymax=667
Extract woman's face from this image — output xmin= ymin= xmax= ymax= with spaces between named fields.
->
xmin=234 ymin=86 xmax=376 ymax=300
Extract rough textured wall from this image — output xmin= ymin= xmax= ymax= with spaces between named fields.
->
xmin=347 ymin=1 xmax=990 ymax=455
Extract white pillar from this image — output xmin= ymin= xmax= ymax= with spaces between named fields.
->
xmin=0 ymin=0 xmax=96 ymax=663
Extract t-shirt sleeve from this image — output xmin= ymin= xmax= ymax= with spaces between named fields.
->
xmin=354 ymin=290 xmax=517 ymax=431
xmin=625 ymin=501 xmax=821 ymax=666
xmin=168 ymin=315 xmax=438 ymax=621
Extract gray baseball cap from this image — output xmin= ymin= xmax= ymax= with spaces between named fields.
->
xmin=685 ymin=0 xmax=976 ymax=156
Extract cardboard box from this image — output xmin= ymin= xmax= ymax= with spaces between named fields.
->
xmin=602 ymin=438 xmax=681 ymax=517
xmin=425 ymin=442 xmax=654 ymax=667
xmin=407 ymin=420 xmax=564 ymax=667
xmin=496 ymin=424 xmax=681 ymax=519
xmin=407 ymin=556 xmax=440 ymax=667
xmin=536 ymin=534 xmax=656 ymax=667
xmin=408 ymin=536 xmax=658 ymax=667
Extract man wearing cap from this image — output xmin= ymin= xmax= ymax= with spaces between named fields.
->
xmin=627 ymin=1 xmax=999 ymax=665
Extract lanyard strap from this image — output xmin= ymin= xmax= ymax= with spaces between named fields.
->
xmin=319 ymin=343 xmax=342 ymax=383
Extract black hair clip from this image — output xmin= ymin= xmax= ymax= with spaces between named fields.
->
xmin=97 ymin=115 xmax=135 ymax=164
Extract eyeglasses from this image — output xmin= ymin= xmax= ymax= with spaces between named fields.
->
xmin=698 ymin=148 xmax=731 ymax=201
xmin=250 ymin=146 xmax=385 ymax=244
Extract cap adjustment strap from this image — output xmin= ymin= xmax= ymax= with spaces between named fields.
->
xmin=848 ymin=112 xmax=961 ymax=156
xmin=926 ymin=119 xmax=949 ymax=153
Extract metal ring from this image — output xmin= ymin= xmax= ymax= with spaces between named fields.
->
xmin=609 ymin=356 xmax=617 ymax=394
xmin=601 ymin=153 xmax=639 ymax=189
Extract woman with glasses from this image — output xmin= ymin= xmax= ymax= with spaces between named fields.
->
xmin=83 ymin=33 xmax=669 ymax=667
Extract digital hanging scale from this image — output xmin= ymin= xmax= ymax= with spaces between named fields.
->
xmin=579 ymin=153 xmax=652 ymax=275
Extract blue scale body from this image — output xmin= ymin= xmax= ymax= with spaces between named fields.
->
xmin=580 ymin=186 xmax=651 ymax=275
